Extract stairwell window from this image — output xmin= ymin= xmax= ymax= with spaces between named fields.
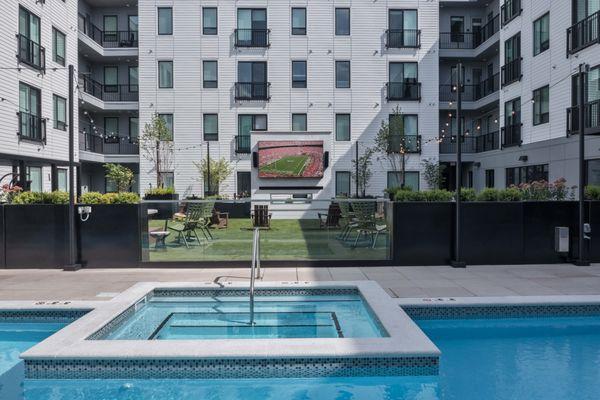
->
xmin=335 ymin=8 xmax=350 ymax=35
xmin=203 ymin=7 xmax=217 ymax=35
xmin=532 ymin=85 xmax=549 ymax=125
xmin=53 ymin=94 xmax=66 ymax=131
xmin=203 ymin=61 xmax=218 ymax=88
xmin=158 ymin=7 xmax=173 ymax=35
xmin=158 ymin=113 xmax=173 ymax=140
xmin=52 ymin=27 xmax=65 ymax=66
xmin=292 ymin=60 xmax=307 ymax=88
xmin=335 ymin=61 xmax=350 ymax=88
xmin=335 ymin=171 xmax=351 ymax=197
xmin=292 ymin=8 xmax=306 ymax=35
xmin=203 ymin=114 xmax=218 ymax=141
xmin=533 ymin=13 xmax=549 ymax=56
xmin=292 ymin=114 xmax=307 ymax=131
xmin=158 ymin=61 xmax=173 ymax=88
xmin=335 ymin=114 xmax=350 ymax=141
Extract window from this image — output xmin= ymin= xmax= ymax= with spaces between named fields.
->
xmin=158 ymin=61 xmax=173 ymax=88
xmin=485 ymin=169 xmax=495 ymax=188
xmin=587 ymin=159 xmax=600 ymax=186
xmin=335 ymin=171 xmax=351 ymax=197
xmin=335 ymin=8 xmax=350 ymax=35
xmin=389 ymin=114 xmax=419 ymax=152
xmin=203 ymin=61 xmax=217 ymax=88
xmin=335 ymin=114 xmax=350 ymax=141
xmin=203 ymin=114 xmax=218 ymax=141
xmin=26 ymin=166 xmax=42 ymax=192
xmin=18 ymin=82 xmax=42 ymax=140
xmin=57 ymin=169 xmax=67 ymax=192
xmin=335 ymin=61 xmax=350 ymax=88
xmin=158 ymin=7 xmax=172 ymax=35
xmin=238 ymin=115 xmax=267 ymax=137
xmin=292 ymin=114 xmax=307 ymax=131
xmin=237 ymin=172 xmax=251 ymax=198
xmin=203 ymin=7 xmax=217 ymax=35
xmin=53 ymin=95 xmax=66 ymax=131
xmin=103 ymin=66 xmax=118 ymax=92
xmin=161 ymin=172 xmax=175 ymax=189
xmin=389 ymin=62 xmax=418 ymax=99
xmin=104 ymin=117 xmax=119 ymax=142
xmin=504 ymin=32 xmax=521 ymax=64
xmin=504 ymin=97 xmax=521 ymax=126
xmin=388 ymin=10 xmax=418 ymax=47
xmin=387 ymin=171 xmax=419 ymax=190
xmin=450 ymin=16 xmax=464 ymax=42
xmin=103 ymin=15 xmax=117 ymax=42
xmin=292 ymin=8 xmax=306 ymax=35
xmin=506 ymin=164 xmax=549 ymax=186
xmin=129 ymin=66 xmax=138 ymax=92
xmin=533 ymin=85 xmax=549 ymax=125
xmin=52 ymin=28 xmax=65 ymax=66
xmin=129 ymin=117 xmax=139 ymax=140
xmin=18 ymin=6 xmax=41 ymax=68
xmin=237 ymin=9 xmax=267 ymax=46
xmin=158 ymin=114 xmax=173 ymax=140
xmin=237 ymin=62 xmax=268 ymax=99
xmin=128 ymin=15 xmax=139 ymax=43
xmin=533 ymin=13 xmax=549 ymax=56
xmin=292 ymin=60 xmax=307 ymax=88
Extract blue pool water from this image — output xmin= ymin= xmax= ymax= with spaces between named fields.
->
xmin=100 ymin=295 xmax=387 ymax=339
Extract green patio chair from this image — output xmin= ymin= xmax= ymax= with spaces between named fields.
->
xmin=167 ymin=203 xmax=204 ymax=248
xmin=197 ymin=200 xmax=216 ymax=240
xmin=337 ymin=201 xmax=358 ymax=241
xmin=350 ymin=201 xmax=385 ymax=248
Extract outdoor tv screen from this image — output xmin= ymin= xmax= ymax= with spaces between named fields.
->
xmin=258 ymin=140 xmax=324 ymax=179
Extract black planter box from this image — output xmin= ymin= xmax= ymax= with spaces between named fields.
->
xmin=143 ymin=194 xmax=179 ymax=219
xmin=214 ymin=201 xmax=251 ymax=218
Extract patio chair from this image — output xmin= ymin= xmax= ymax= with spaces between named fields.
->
xmin=318 ymin=202 xmax=342 ymax=229
xmin=197 ymin=200 xmax=216 ymax=240
xmin=252 ymin=205 xmax=272 ymax=228
xmin=337 ymin=201 xmax=358 ymax=240
xmin=350 ymin=201 xmax=386 ymax=248
xmin=167 ymin=203 xmax=204 ymax=248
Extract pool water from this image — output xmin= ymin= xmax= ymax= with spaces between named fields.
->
xmin=100 ymin=295 xmax=387 ymax=339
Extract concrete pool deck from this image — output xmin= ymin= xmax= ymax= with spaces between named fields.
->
xmin=0 ymin=264 xmax=599 ymax=301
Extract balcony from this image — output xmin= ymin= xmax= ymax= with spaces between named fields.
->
xmin=501 ymin=124 xmax=522 ymax=148
xmin=501 ymin=58 xmax=522 ymax=87
xmin=17 ymin=111 xmax=46 ymax=143
xmin=78 ymin=21 xmax=138 ymax=48
xmin=567 ymin=100 xmax=600 ymax=136
xmin=388 ymin=135 xmax=421 ymax=154
xmin=439 ymin=15 xmax=499 ymax=50
xmin=501 ymin=0 xmax=522 ymax=26
xmin=386 ymin=82 xmax=421 ymax=102
xmin=235 ymin=135 xmax=251 ymax=154
xmin=234 ymin=29 xmax=270 ymax=48
xmin=385 ymin=29 xmax=421 ymax=49
xmin=567 ymin=11 xmax=600 ymax=55
xmin=439 ymin=73 xmax=499 ymax=102
xmin=79 ymin=129 xmax=139 ymax=155
xmin=80 ymin=76 xmax=139 ymax=102
xmin=234 ymin=82 xmax=270 ymax=101
xmin=16 ymin=34 xmax=45 ymax=71
xmin=439 ymin=131 xmax=500 ymax=154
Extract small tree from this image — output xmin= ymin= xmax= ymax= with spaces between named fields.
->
xmin=195 ymin=157 xmax=233 ymax=196
xmin=104 ymin=163 xmax=134 ymax=193
xmin=373 ymin=106 xmax=414 ymax=189
xmin=421 ymin=158 xmax=446 ymax=189
xmin=351 ymin=146 xmax=375 ymax=198
xmin=140 ymin=113 xmax=174 ymax=189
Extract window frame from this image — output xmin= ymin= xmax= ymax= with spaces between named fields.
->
xmin=532 ymin=85 xmax=550 ymax=126
xmin=291 ymin=7 xmax=307 ymax=35
xmin=128 ymin=66 xmax=139 ymax=92
xmin=26 ymin=166 xmax=43 ymax=192
xmin=203 ymin=60 xmax=218 ymax=88
xmin=387 ymin=171 xmax=420 ymax=191
xmin=335 ymin=8 xmax=350 ymax=36
xmin=335 ymin=113 xmax=351 ymax=141
xmin=103 ymin=116 xmax=120 ymax=143
xmin=53 ymin=94 xmax=66 ymax=131
xmin=158 ymin=113 xmax=174 ymax=141
xmin=203 ymin=113 xmax=219 ymax=141
xmin=485 ymin=169 xmax=495 ymax=188
xmin=533 ymin=12 xmax=550 ymax=56
xmin=335 ymin=171 xmax=351 ymax=197
xmin=157 ymin=7 xmax=173 ymax=35
xmin=292 ymin=113 xmax=307 ymax=131
xmin=129 ymin=116 xmax=139 ymax=141
xmin=292 ymin=60 xmax=307 ymax=88
xmin=158 ymin=60 xmax=174 ymax=88
xmin=335 ymin=60 xmax=351 ymax=88
xmin=203 ymin=7 xmax=218 ymax=35
xmin=52 ymin=27 xmax=66 ymax=66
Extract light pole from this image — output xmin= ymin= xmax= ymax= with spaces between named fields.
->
xmin=575 ymin=63 xmax=590 ymax=266
xmin=451 ymin=62 xmax=466 ymax=268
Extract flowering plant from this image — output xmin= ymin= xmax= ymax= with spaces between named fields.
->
xmin=0 ymin=184 xmax=22 ymax=204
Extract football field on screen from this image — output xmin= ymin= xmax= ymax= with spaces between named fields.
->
xmin=261 ymin=155 xmax=309 ymax=177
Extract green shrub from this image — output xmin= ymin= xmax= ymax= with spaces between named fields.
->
xmin=112 ymin=192 xmax=140 ymax=204
xmin=477 ymin=188 xmax=500 ymax=201
xmin=585 ymin=185 xmax=600 ymax=201
xmin=80 ymin=192 xmax=104 ymax=204
xmin=457 ymin=188 xmax=476 ymax=201
xmin=11 ymin=191 xmax=44 ymax=204
xmin=423 ymin=189 xmax=453 ymax=202
xmin=498 ymin=187 xmax=523 ymax=201
xmin=392 ymin=188 xmax=414 ymax=202
xmin=144 ymin=187 xmax=175 ymax=197
xmin=100 ymin=193 xmax=118 ymax=204
xmin=43 ymin=191 xmax=69 ymax=204
xmin=407 ymin=191 xmax=427 ymax=201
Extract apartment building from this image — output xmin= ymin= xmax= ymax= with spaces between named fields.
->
xmin=0 ymin=0 xmax=78 ymax=192
xmin=439 ymin=0 xmax=600 ymax=191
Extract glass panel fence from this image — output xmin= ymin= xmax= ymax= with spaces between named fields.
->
xmin=141 ymin=199 xmax=392 ymax=263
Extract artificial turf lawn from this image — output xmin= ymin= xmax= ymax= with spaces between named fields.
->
xmin=147 ymin=218 xmax=389 ymax=262
xmin=259 ymin=155 xmax=310 ymax=177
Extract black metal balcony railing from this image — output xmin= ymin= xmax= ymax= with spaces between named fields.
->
xmin=79 ymin=130 xmax=139 ymax=155
xmin=80 ymin=76 xmax=139 ymax=102
xmin=235 ymin=135 xmax=251 ymax=153
xmin=79 ymin=21 xmax=138 ymax=48
xmin=234 ymin=29 xmax=270 ymax=47
xmin=502 ymin=123 xmax=522 ymax=147
xmin=386 ymin=82 xmax=421 ymax=101
xmin=385 ymin=29 xmax=421 ymax=48
xmin=439 ymin=73 xmax=499 ymax=102
xmin=17 ymin=111 xmax=46 ymax=143
xmin=439 ymin=131 xmax=500 ymax=154
xmin=501 ymin=58 xmax=522 ymax=87
xmin=567 ymin=11 xmax=600 ymax=55
xmin=16 ymin=34 xmax=45 ymax=71
xmin=567 ymin=100 xmax=600 ymax=135
xmin=501 ymin=0 xmax=522 ymax=26
xmin=439 ymin=15 xmax=499 ymax=49
xmin=388 ymin=135 xmax=421 ymax=154
xmin=234 ymin=82 xmax=270 ymax=101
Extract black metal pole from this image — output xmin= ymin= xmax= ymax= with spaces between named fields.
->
xmin=451 ymin=62 xmax=466 ymax=268
xmin=64 ymin=64 xmax=81 ymax=271
xmin=355 ymin=141 xmax=359 ymax=198
xmin=206 ymin=141 xmax=211 ymax=196
xmin=575 ymin=63 xmax=590 ymax=266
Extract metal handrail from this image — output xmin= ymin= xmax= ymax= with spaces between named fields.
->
xmin=249 ymin=227 xmax=261 ymax=325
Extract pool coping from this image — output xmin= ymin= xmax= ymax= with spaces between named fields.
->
xmin=20 ymin=281 xmax=440 ymax=375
